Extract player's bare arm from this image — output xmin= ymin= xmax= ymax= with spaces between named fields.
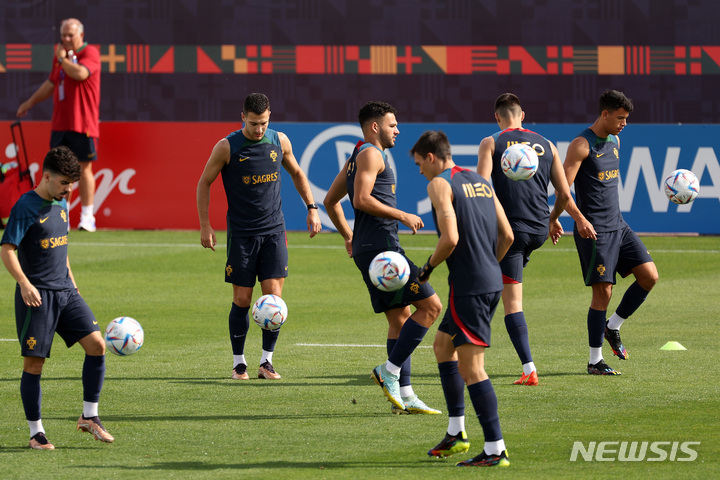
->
xmin=16 ymin=80 xmax=54 ymax=118
xmin=353 ymin=147 xmax=424 ymax=233
xmin=426 ymin=177 xmax=458 ymax=268
xmin=563 ymin=138 xmax=597 ymax=240
xmin=279 ymin=132 xmax=322 ymax=238
xmin=196 ymin=138 xmax=231 ymax=251
xmin=0 ymin=243 xmax=41 ymax=307
xmin=494 ymin=193 xmax=514 ymax=262
xmin=323 ymin=161 xmax=353 ymax=257
xmin=476 ymin=136 xmax=495 ymax=181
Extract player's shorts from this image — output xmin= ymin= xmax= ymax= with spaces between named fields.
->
xmin=50 ymin=131 xmax=98 ymax=162
xmin=15 ymin=286 xmax=99 ymax=358
xmin=574 ymin=224 xmax=653 ymax=286
xmin=354 ymin=249 xmax=436 ymax=314
xmin=499 ymin=231 xmax=547 ymax=283
xmin=437 ymin=290 xmax=502 ymax=348
xmin=225 ymin=230 xmax=288 ymax=287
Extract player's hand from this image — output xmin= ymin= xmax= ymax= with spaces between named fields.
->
xmin=401 ymin=213 xmax=424 ymax=234
xmin=418 ymin=255 xmax=435 ymax=283
xmin=549 ymin=219 xmax=564 ymax=245
xmin=576 ymin=218 xmax=597 ymax=240
xmin=20 ymin=283 xmax=41 ymax=308
xmin=344 ymin=237 xmax=353 ymax=257
xmin=307 ymin=209 xmax=322 ymax=238
xmin=200 ymin=226 xmax=217 ymax=251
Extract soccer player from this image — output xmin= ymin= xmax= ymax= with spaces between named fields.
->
xmin=477 ymin=93 xmax=585 ymax=385
xmin=563 ymin=89 xmax=659 ymax=375
xmin=411 ymin=130 xmax=513 ymax=467
xmin=1 ymin=146 xmax=113 ymax=450
xmin=323 ymin=101 xmax=443 ymax=414
xmin=196 ymin=93 xmax=322 ymax=380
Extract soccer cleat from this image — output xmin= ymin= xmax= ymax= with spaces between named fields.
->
xmin=428 ymin=431 xmax=470 ymax=458
xmin=456 ymin=449 xmax=510 ymax=467
xmin=231 ymin=363 xmax=249 ymax=380
xmin=77 ymin=415 xmax=114 ymax=443
xmin=513 ymin=371 xmax=539 ymax=386
xmin=29 ymin=432 xmax=55 ymax=450
xmin=587 ymin=360 xmax=621 ymax=375
xmin=605 ymin=322 xmax=629 ymax=360
xmin=403 ymin=395 xmax=442 ymax=414
xmin=78 ymin=213 xmax=97 ymax=232
xmin=371 ymin=364 xmax=404 ymax=410
xmin=258 ymin=361 xmax=281 ymax=379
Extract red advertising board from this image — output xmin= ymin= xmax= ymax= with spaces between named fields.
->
xmin=0 ymin=121 xmax=233 ymax=230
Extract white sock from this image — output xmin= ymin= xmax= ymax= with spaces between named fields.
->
xmin=522 ymin=362 xmax=536 ymax=376
xmin=260 ymin=350 xmax=273 ymax=364
xmin=589 ymin=347 xmax=603 ymax=365
xmin=28 ymin=419 xmax=44 ymax=437
xmin=400 ymin=386 xmax=414 ymax=399
xmin=83 ymin=401 xmax=99 ymax=418
xmin=81 ymin=205 xmax=94 ymax=217
xmin=385 ymin=360 xmax=401 ymax=376
xmin=447 ymin=416 xmax=465 ymax=436
xmin=607 ymin=313 xmax=625 ymax=331
xmin=484 ymin=439 xmax=506 ymax=456
xmin=233 ymin=355 xmax=247 ymax=369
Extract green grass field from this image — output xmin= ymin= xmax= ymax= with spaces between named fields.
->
xmin=0 ymin=231 xmax=718 ymax=479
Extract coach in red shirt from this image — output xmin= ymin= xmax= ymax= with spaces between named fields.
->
xmin=17 ymin=18 xmax=101 ymax=232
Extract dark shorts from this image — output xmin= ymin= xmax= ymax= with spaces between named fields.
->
xmin=50 ymin=131 xmax=98 ymax=162
xmin=438 ymin=290 xmax=502 ymax=348
xmin=225 ymin=231 xmax=289 ymax=287
xmin=574 ymin=225 xmax=654 ymax=286
xmin=354 ymin=249 xmax=436 ymax=314
xmin=499 ymin=231 xmax=547 ymax=283
xmin=16 ymin=286 xmax=99 ymax=358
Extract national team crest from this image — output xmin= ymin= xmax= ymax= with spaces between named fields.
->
xmin=409 ymin=282 xmax=419 ymax=294
xmin=225 ymin=265 xmax=233 ymax=276
xmin=270 ymin=150 xmax=278 ymax=162
xmin=61 ymin=209 xmax=67 ymax=223
xmin=613 ymin=148 xmax=618 ymax=158
xmin=243 ymin=176 xmax=251 ymax=185
xmin=26 ymin=337 xmax=37 ymax=350
xmin=41 ymin=239 xmax=49 ymax=249
xmin=598 ymin=171 xmax=605 ymax=181
xmin=597 ymin=264 xmax=606 ymax=276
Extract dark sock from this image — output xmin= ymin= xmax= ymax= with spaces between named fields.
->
xmin=587 ymin=308 xmax=607 ymax=348
xmin=504 ymin=312 xmax=533 ymax=364
xmin=229 ymin=303 xmax=250 ymax=355
xmin=388 ymin=338 xmax=412 ymax=387
xmin=388 ymin=318 xmax=428 ymax=367
xmin=616 ymin=281 xmax=650 ymax=319
xmin=468 ymin=379 xmax=503 ymax=442
xmin=438 ymin=361 xmax=465 ymax=417
xmin=20 ymin=371 xmax=42 ymax=421
xmin=82 ymin=354 xmax=106 ymax=403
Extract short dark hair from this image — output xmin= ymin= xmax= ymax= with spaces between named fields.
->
xmin=244 ymin=93 xmax=270 ymax=115
xmin=358 ymin=101 xmax=397 ymax=128
xmin=494 ymin=93 xmax=522 ymax=120
xmin=43 ymin=146 xmax=81 ymax=181
xmin=599 ymin=89 xmax=633 ymax=114
xmin=410 ymin=130 xmax=452 ymax=161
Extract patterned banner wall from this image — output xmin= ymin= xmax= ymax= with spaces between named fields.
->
xmin=1 ymin=0 xmax=720 ymax=123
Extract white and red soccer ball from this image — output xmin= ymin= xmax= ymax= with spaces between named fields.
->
xmin=369 ymin=251 xmax=410 ymax=292
xmin=664 ymin=169 xmax=700 ymax=205
xmin=501 ymin=143 xmax=539 ymax=181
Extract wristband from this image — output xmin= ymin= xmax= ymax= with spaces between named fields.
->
xmin=418 ymin=255 xmax=435 ymax=282
xmin=307 ymin=203 xmax=319 ymax=210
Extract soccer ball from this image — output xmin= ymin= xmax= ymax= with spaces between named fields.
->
xmin=104 ymin=317 xmax=144 ymax=356
xmin=500 ymin=143 xmax=539 ymax=181
xmin=252 ymin=294 xmax=288 ymax=330
xmin=369 ymin=251 xmax=410 ymax=292
xmin=664 ymin=169 xmax=700 ymax=205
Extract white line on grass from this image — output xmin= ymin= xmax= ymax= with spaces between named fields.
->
xmin=71 ymin=242 xmax=720 ymax=254
xmin=295 ymin=343 xmax=431 ymax=348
